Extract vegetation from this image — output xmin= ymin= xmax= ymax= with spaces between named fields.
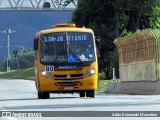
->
xmin=0 ymin=67 xmax=34 ymax=80
xmin=97 ymin=80 xmax=110 ymax=93
xmin=154 ymin=29 xmax=160 ymax=40
xmin=72 ymin=0 xmax=160 ymax=79
xmin=0 ymin=49 xmax=34 ymax=71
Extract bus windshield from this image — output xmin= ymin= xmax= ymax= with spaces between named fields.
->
xmin=40 ymin=32 xmax=95 ymax=64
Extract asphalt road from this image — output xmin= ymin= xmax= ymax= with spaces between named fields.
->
xmin=0 ymin=79 xmax=160 ymax=120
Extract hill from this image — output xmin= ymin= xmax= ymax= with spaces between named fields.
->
xmin=0 ymin=10 xmax=73 ymax=60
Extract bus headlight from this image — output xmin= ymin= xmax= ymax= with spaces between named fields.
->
xmin=85 ymin=67 xmax=96 ymax=77
xmin=42 ymin=71 xmax=52 ymax=78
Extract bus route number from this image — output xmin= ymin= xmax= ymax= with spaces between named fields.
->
xmin=45 ymin=66 xmax=54 ymax=72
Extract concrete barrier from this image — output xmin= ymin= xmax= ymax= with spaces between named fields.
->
xmin=107 ymin=81 xmax=160 ymax=95
xmin=111 ymin=29 xmax=160 ymax=95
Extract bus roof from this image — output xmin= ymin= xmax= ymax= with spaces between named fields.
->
xmin=52 ymin=24 xmax=76 ymax=28
xmin=36 ymin=24 xmax=94 ymax=36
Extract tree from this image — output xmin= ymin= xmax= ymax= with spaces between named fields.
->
xmin=115 ymin=0 xmax=160 ymax=33
xmin=72 ymin=0 xmax=160 ymax=43
xmin=72 ymin=0 xmax=160 ymax=78
xmin=72 ymin=0 xmax=116 ymax=78
xmin=0 ymin=49 xmax=34 ymax=71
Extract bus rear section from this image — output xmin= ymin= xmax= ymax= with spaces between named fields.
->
xmin=34 ymin=24 xmax=98 ymax=99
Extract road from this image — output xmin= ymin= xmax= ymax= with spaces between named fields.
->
xmin=0 ymin=79 xmax=160 ymax=120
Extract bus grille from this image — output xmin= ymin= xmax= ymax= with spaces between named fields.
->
xmin=56 ymin=82 xmax=80 ymax=87
xmin=54 ymin=74 xmax=83 ymax=80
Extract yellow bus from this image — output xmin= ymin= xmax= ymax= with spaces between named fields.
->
xmin=34 ymin=24 xmax=98 ymax=99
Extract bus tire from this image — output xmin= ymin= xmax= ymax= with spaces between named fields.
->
xmin=79 ymin=91 xmax=85 ymax=97
xmin=38 ymin=91 xmax=50 ymax=99
xmin=86 ymin=90 xmax=95 ymax=98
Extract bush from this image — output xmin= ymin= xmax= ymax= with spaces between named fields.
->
xmin=99 ymin=71 xmax=106 ymax=80
xmin=0 ymin=49 xmax=34 ymax=71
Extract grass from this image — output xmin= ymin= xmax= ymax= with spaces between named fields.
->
xmin=0 ymin=67 xmax=111 ymax=93
xmin=0 ymin=67 xmax=34 ymax=80
xmin=97 ymin=80 xmax=111 ymax=93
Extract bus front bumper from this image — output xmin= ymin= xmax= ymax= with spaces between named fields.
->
xmin=38 ymin=74 xmax=98 ymax=93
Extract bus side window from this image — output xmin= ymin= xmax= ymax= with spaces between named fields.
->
xmin=34 ymin=38 xmax=38 ymax=50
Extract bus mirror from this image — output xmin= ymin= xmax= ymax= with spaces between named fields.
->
xmin=34 ymin=38 xmax=38 ymax=50
xmin=96 ymin=46 xmax=100 ymax=58
xmin=95 ymin=36 xmax=101 ymax=58
xmin=95 ymin=36 xmax=101 ymax=50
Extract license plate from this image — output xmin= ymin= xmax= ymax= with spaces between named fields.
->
xmin=64 ymin=87 xmax=73 ymax=90
xmin=64 ymin=80 xmax=73 ymax=82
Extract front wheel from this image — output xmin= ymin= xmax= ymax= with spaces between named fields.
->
xmin=38 ymin=91 xmax=50 ymax=99
xmin=79 ymin=91 xmax=85 ymax=97
xmin=86 ymin=90 xmax=95 ymax=98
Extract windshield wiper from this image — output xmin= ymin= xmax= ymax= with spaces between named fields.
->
xmin=53 ymin=49 xmax=65 ymax=63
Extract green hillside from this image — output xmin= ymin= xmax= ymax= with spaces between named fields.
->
xmin=0 ymin=67 xmax=34 ymax=80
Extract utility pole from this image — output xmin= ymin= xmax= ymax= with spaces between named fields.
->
xmin=0 ymin=29 xmax=16 ymax=71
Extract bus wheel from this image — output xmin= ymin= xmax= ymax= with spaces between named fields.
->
xmin=38 ymin=91 xmax=50 ymax=99
xmin=86 ymin=90 xmax=95 ymax=98
xmin=79 ymin=91 xmax=85 ymax=97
